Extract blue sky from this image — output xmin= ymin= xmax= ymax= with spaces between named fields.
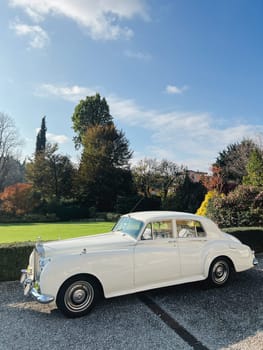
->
xmin=1 ymin=0 xmax=263 ymax=171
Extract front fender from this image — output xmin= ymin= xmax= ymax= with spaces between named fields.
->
xmin=39 ymin=253 xmax=99 ymax=299
xmin=39 ymin=248 xmax=134 ymax=299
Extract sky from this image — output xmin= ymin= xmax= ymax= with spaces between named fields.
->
xmin=1 ymin=0 xmax=263 ymax=172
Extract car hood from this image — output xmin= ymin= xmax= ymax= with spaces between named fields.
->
xmin=38 ymin=232 xmax=135 ymax=258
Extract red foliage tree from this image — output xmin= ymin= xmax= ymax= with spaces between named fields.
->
xmin=200 ymin=165 xmax=224 ymax=193
xmin=0 ymin=183 xmax=34 ymax=215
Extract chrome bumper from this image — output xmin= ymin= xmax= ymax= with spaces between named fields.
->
xmin=20 ymin=269 xmax=54 ymax=304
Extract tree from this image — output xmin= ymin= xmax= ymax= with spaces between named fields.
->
xmin=132 ymin=158 xmax=159 ymax=198
xmin=156 ymin=160 xmax=185 ymax=202
xmin=35 ymin=116 xmax=47 ymax=154
xmin=77 ymin=124 xmax=133 ymax=210
xmin=72 ymin=93 xmax=113 ymax=149
xmin=200 ymin=165 xmax=224 ymax=193
xmin=26 ymin=143 xmax=75 ymax=201
xmin=0 ymin=113 xmax=22 ymax=191
xmin=0 ymin=156 xmax=25 ymax=190
xmin=215 ymin=139 xmax=258 ymax=189
xmin=132 ymin=158 xmax=185 ymax=201
xmin=0 ymin=183 xmax=35 ymax=215
xmin=243 ymin=148 xmax=263 ymax=187
xmin=163 ymin=173 xmax=206 ymax=213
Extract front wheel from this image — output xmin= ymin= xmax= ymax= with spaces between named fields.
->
xmin=56 ymin=276 xmax=99 ymax=318
xmin=207 ymin=258 xmax=231 ymax=287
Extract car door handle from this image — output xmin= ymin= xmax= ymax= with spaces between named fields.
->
xmin=168 ymin=240 xmax=176 ymax=244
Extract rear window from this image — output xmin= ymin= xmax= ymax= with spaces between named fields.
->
xmin=176 ymin=220 xmax=206 ymax=238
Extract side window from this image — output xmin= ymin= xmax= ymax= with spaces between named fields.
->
xmin=176 ymin=220 xmax=206 ymax=238
xmin=152 ymin=221 xmax=173 ymax=239
xmin=195 ymin=221 xmax=206 ymax=237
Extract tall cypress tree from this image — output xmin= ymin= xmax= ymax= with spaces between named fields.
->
xmin=36 ymin=116 xmax=47 ymax=154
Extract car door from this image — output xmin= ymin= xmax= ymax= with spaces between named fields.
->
xmin=134 ymin=220 xmax=181 ymax=289
xmin=176 ymin=219 xmax=208 ymax=278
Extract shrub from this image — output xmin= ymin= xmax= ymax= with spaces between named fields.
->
xmin=0 ymin=243 xmax=34 ymax=281
xmin=196 ymin=190 xmax=218 ymax=216
xmin=105 ymin=212 xmax=120 ymax=222
xmin=0 ymin=213 xmax=58 ymax=223
xmin=207 ymin=185 xmax=263 ymax=227
xmin=224 ymin=227 xmax=263 ymax=253
xmin=0 ymin=183 xmax=36 ymax=215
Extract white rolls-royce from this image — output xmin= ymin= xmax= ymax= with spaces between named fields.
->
xmin=20 ymin=211 xmax=258 ymax=318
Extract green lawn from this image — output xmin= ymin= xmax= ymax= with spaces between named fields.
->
xmin=0 ymin=221 xmax=115 ymax=244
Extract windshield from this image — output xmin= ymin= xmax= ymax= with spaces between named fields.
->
xmin=112 ymin=216 xmax=144 ymax=239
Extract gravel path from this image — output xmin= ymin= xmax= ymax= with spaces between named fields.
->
xmin=148 ymin=254 xmax=263 ymax=350
xmin=0 ymin=283 xmax=190 ymax=350
xmin=0 ymin=255 xmax=262 ymax=350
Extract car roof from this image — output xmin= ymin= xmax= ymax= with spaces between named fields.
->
xmin=123 ymin=211 xmax=204 ymax=222
xmin=122 ymin=211 xmax=223 ymax=238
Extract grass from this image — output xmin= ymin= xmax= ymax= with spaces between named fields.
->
xmin=1 ymin=222 xmax=262 ymax=253
xmin=0 ymin=221 xmax=115 ymax=244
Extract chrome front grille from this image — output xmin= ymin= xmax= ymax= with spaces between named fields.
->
xmin=33 ymin=248 xmax=41 ymax=280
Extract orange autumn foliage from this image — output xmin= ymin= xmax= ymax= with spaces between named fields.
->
xmin=0 ymin=183 xmax=34 ymax=215
xmin=200 ymin=165 xmax=224 ymax=193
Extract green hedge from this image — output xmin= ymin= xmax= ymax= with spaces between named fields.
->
xmin=0 ymin=242 xmax=34 ymax=282
xmin=1 ymin=228 xmax=262 ymax=282
xmin=224 ymin=227 xmax=263 ymax=253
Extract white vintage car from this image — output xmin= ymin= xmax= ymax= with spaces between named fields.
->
xmin=21 ymin=211 xmax=258 ymax=318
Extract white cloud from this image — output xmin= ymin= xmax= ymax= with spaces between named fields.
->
xmin=35 ymin=128 xmax=69 ymax=145
xmin=8 ymin=0 xmax=149 ymax=40
xmin=36 ymin=83 xmax=263 ymax=171
xmin=47 ymin=132 xmax=69 ymax=144
xmin=36 ymin=84 xmax=96 ymax=102
xmin=10 ymin=21 xmax=49 ymax=48
xmin=124 ymin=50 xmax=152 ymax=61
xmin=165 ymin=84 xmax=188 ymax=95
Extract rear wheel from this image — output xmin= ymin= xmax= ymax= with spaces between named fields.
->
xmin=56 ymin=275 xmax=99 ymax=318
xmin=208 ymin=258 xmax=231 ymax=287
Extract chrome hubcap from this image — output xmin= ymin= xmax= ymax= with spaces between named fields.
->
xmin=65 ymin=281 xmax=94 ymax=312
xmin=215 ymin=266 xmax=224 ymax=278
xmin=212 ymin=261 xmax=229 ymax=284
xmin=72 ymin=289 xmax=87 ymax=304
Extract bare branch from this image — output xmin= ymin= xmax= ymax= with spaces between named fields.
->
xmin=0 ymin=113 xmax=23 ymax=189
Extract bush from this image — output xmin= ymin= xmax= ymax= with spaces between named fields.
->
xmin=207 ymin=185 xmax=263 ymax=227
xmin=105 ymin=212 xmax=120 ymax=222
xmin=0 ymin=242 xmax=34 ymax=281
xmin=224 ymin=227 xmax=263 ymax=253
xmin=196 ymin=190 xmax=218 ymax=216
xmin=88 ymin=206 xmax=97 ymax=219
xmin=0 ymin=213 xmax=58 ymax=223
xmin=44 ymin=199 xmax=91 ymax=221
